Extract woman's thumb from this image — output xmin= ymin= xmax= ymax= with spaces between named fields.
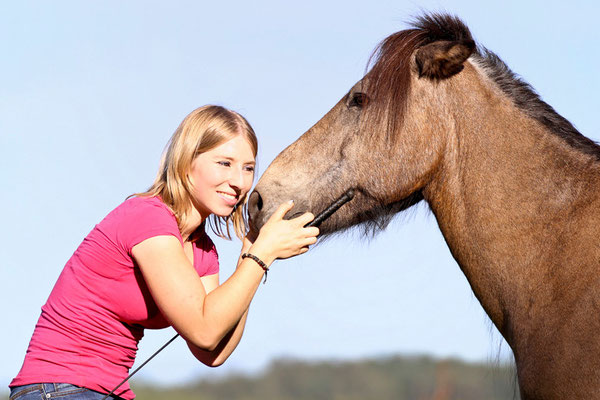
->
xmin=268 ymin=200 xmax=295 ymax=222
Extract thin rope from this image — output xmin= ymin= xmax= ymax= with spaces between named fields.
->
xmin=101 ymin=333 xmax=180 ymax=400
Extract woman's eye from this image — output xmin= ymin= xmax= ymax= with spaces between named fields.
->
xmin=348 ymin=92 xmax=369 ymax=108
xmin=218 ymin=161 xmax=231 ymax=167
xmin=244 ymin=166 xmax=255 ymax=172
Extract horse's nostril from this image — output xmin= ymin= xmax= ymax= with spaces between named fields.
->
xmin=248 ymin=191 xmax=263 ymax=213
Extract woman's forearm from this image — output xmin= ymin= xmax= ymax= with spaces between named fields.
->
xmin=187 ymin=308 xmax=250 ymax=367
xmin=194 ymin=258 xmax=265 ymax=349
xmin=186 ymin=241 xmax=264 ymax=364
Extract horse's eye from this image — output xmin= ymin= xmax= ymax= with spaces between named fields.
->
xmin=348 ymin=92 xmax=369 ymax=109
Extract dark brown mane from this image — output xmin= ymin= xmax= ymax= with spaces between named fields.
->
xmin=366 ymin=13 xmax=600 ymax=158
xmin=472 ymin=48 xmax=600 ymax=159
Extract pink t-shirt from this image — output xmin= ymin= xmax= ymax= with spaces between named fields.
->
xmin=11 ymin=196 xmax=219 ymax=399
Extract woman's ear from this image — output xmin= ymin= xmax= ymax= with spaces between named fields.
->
xmin=415 ymin=39 xmax=475 ymax=80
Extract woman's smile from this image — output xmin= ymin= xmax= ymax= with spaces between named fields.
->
xmin=217 ymin=190 xmax=239 ymax=206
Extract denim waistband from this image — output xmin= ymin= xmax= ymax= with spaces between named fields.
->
xmin=10 ymin=383 xmax=124 ymax=400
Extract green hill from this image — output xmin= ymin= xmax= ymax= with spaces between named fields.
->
xmin=132 ymin=355 xmax=519 ymax=400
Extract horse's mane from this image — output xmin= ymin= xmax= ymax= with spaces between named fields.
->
xmin=365 ymin=13 xmax=600 ymax=159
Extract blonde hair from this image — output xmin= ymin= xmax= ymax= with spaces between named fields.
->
xmin=136 ymin=105 xmax=258 ymax=241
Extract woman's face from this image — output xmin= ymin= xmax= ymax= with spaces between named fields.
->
xmin=189 ymin=135 xmax=256 ymax=219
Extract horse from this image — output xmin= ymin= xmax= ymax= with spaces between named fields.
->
xmin=247 ymin=13 xmax=600 ymax=400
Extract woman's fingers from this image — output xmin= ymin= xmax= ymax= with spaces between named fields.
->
xmin=251 ymin=202 xmax=321 ymax=261
xmin=294 ymin=212 xmax=315 ymax=227
xmin=266 ymin=203 xmax=316 ymax=226
xmin=267 ymin=200 xmax=295 ymax=223
xmin=303 ymin=226 xmax=319 ymax=239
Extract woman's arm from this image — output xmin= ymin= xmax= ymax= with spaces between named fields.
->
xmin=186 ymin=237 xmax=250 ymax=366
xmin=132 ymin=202 xmax=318 ymax=360
xmin=184 ymin=272 xmax=250 ymax=367
xmin=187 ymin=234 xmax=260 ymax=366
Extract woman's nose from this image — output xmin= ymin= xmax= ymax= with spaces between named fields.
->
xmin=228 ymin=167 xmax=245 ymax=189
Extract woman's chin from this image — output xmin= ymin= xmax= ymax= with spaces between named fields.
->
xmin=213 ymin=207 xmax=235 ymax=218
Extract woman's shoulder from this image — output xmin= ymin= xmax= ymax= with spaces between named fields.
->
xmin=98 ymin=196 xmax=181 ymax=248
xmin=103 ymin=195 xmax=174 ymax=222
xmin=120 ymin=195 xmax=174 ymax=213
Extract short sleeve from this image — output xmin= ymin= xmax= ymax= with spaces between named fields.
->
xmin=100 ymin=196 xmax=182 ymax=254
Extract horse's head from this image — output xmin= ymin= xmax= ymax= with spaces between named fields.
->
xmin=249 ymin=14 xmax=476 ymax=234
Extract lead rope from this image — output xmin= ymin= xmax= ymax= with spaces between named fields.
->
xmin=101 ymin=334 xmax=179 ymax=399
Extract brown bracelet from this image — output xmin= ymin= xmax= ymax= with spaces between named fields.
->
xmin=241 ymin=253 xmax=269 ymax=283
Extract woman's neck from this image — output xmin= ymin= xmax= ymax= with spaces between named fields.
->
xmin=181 ymin=207 xmax=205 ymax=242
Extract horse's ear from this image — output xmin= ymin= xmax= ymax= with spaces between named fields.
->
xmin=415 ymin=39 xmax=475 ymax=80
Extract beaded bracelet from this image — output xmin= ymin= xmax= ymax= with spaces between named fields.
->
xmin=241 ymin=253 xmax=269 ymax=283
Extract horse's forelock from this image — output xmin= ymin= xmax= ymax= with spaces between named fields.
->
xmin=363 ymin=13 xmax=474 ymax=143
xmin=363 ymin=29 xmax=426 ymax=143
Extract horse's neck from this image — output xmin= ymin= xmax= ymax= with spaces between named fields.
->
xmin=423 ymin=75 xmax=600 ymax=345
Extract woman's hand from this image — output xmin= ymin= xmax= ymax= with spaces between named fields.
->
xmin=246 ymin=201 xmax=320 ymax=265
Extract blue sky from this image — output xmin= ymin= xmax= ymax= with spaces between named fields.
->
xmin=2 ymin=0 xmax=598 ymax=391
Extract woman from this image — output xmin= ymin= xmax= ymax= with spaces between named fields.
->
xmin=9 ymin=105 xmax=319 ymax=399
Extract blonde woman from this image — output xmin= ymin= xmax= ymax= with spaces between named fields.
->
xmin=10 ymin=105 xmax=319 ymax=400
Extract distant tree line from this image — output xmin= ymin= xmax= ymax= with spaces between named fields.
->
xmin=132 ymin=355 xmax=520 ymax=400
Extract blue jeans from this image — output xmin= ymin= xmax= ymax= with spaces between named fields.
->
xmin=9 ymin=383 xmax=124 ymax=400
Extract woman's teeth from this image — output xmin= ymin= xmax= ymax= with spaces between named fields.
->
xmin=219 ymin=192 xmax=237 ymax=200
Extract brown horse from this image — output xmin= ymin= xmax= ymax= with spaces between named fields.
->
xmin=248 ymin=13 xmax=600 ymax=400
